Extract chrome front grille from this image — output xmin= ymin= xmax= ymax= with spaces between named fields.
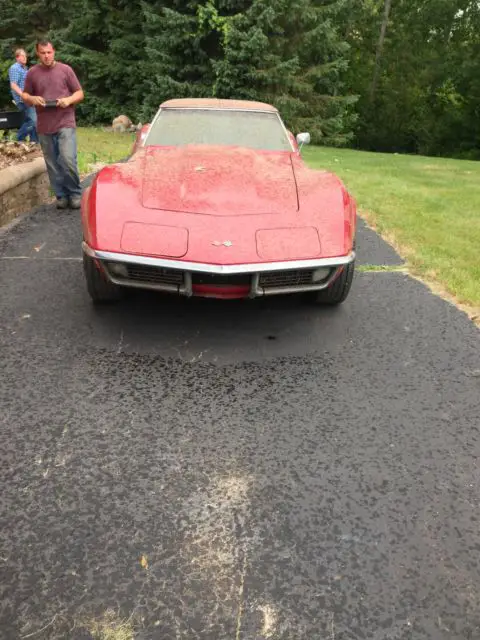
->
xmin=127 ymin=265 xmax=184 ymax=285
xmin=104 ymin=260 xmax=333 ymax=296
xmin=121 ymin=264 xmax=183 ymax=286
xmin=259 ymin=269 xmax=314 ymax=289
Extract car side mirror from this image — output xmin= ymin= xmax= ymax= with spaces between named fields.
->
xmin=296 ymin=132 xmax=311 ymax=149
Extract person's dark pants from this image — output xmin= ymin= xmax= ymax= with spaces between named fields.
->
xmin=38 ymin=128 xmax=82 ymax=200
xmin=16 ymin=103 xmax=39 ymax=143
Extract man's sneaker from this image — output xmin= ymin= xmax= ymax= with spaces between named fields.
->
xmin=56 ymin=198 xmax=69 ymax=209
xmin=69 ymin=196 xmax=82 ymax=209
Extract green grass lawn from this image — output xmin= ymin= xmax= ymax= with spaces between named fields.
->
xmin=304 ymin=146 xmax=480 ymax=311
xmin=77 ymin=127 xmax=135 ymax=175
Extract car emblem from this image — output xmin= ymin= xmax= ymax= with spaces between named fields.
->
xmin=194 ymin=165 xmax=206 ymax=172
xmin=212 ymin=240 xmax=233 ymax=247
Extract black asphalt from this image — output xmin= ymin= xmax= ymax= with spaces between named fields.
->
xmin=0 ymin=194 xmax=479 ymax=640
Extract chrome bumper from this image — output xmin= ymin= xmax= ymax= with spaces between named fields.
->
xmin=83 ymin=242 xmax=355 ymax=297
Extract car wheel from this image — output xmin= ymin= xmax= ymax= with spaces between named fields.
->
xmin=308 ymin=260 xmax=355 ymax=305
xmin=83 ymin=254 xmax=123 ymax=303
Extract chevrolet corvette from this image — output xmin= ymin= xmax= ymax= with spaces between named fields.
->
xmin=81 ymin=98 xmax=356 ymax=304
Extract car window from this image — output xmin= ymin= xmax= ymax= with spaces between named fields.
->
xmin=145 ymin=109 xmax=292 ymax=152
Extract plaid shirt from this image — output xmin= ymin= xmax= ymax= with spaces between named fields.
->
xmin=8 ymin=61 xmax=28 ymax=106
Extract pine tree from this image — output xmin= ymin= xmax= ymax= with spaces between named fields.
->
xmin=297 ymin=0 xmax=358 ymax=144
xmin=52 ymin=0 xmax=149 ymax=123
xmin=143 ymin=0 xmax=356 ymax=144
xmin=142 ymin=1 xmax=216 ymax=119
xmin=0 ymin=0 xmax=81 ymax=108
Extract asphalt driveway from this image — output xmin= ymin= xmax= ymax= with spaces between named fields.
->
xmin=0 ymin=188 xmax=479 ymax=639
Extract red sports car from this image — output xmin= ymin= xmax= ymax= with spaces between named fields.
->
xmin=81 ymin=98 xmax=356 ymax=304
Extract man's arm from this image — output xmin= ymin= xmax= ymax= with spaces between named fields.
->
xmin=57 ymin=89 xmax=84 ymax=109
xmin=22 ymin=91 xmax=45 ymax=107
xmin=23 ymin=72 xmax=46 ymax=107
xmin=57 ymin=66 xmax=84 ymax=109
xmin=8 ymin=66 xmax=26 ymax=102
xmin=10 ymin=81 xmax=23 ymax=99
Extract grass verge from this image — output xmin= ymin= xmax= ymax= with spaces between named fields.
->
xmin=77 ymin=127 xmax=135 ymax=176
xmin=304 ymin=146 xmax=480 ymax=321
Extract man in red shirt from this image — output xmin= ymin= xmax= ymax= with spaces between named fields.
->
xmin=23 ymin=40 xmax=84 ymax=209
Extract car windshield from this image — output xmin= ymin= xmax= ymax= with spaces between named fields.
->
xmin=145 ymin=109 xmax=292 ymax=152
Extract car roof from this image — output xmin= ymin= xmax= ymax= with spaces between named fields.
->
xmin=160 ymin=98 xmax=278 ymax=113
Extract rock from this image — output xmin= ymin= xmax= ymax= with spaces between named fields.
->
xmin=112 ymin=114 xmax=134 ymax=132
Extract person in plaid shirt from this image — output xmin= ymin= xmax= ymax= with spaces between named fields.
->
xmin=8 ymin=48 xmax=39 ymax=143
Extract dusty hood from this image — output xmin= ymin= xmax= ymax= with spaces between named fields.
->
xmin=141 ymin=146 xmax=299 ymax=215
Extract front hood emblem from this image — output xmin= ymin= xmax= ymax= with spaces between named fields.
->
xmin=212 ymin=240 xmax=233 ymax=247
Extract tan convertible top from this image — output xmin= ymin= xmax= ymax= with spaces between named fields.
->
xmin=160 ymin=98 xmax=278 ymax=112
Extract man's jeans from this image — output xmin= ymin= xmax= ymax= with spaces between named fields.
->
xmin=38 ymin=128 xmax=82 ymax=200
xmin=17 ymin=103 xmax=38 ymax=143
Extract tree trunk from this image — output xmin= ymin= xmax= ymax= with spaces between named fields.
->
xmin=370 ymin=0 xmax=392 ymax=101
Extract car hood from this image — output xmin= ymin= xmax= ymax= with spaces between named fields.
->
xmin=141 ymin=146 xmax=299 ymax=215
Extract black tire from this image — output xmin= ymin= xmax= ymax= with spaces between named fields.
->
xmin=83 ymin=254 xmax=123 ymax=303
xmin=308 ymin=260 xmax=355 ymax=305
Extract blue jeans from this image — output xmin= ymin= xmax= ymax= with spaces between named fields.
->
xmin=17 ymin=103 xmax=39 ymax=143
xmin=38 ymin=128 xmax=81 ymax=200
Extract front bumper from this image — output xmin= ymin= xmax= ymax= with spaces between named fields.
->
xmin=82 ymin=242 xmax=355 ymax=298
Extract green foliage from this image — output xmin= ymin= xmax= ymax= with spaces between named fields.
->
xmin=343 ymin=0 xmax=480 ymax=157
xmin=1 ymin=0 xmax=480 ymax=156
xmin=0 ymin=0 xmax=81 ymax=107
xmin=142 ymin=2 xmax=215 ymax=119
xmin=0 ymin=58 xmax=12 ymax=109
xmin=144 ymin=0 xmax=356 ymax=144
xmin=51 ymin=0 xmax=148 ymax=124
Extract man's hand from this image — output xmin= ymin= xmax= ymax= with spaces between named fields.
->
xmin=30 ymin=96 xmax=46 ymax=107
xmin=56 ymin=97 xmax=71 ymax=108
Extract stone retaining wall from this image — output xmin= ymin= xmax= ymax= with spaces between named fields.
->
xmin=0 ymin=158 xmax=49 ymax=227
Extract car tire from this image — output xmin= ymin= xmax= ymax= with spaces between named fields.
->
xmin=308 ymin=260 xmax=355 ymax=305
xmin=83 ymin=254 xmax=123 ymax=303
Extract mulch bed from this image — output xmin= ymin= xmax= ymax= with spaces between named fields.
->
xmin=0 ymin=141 xmax=43 ymax=171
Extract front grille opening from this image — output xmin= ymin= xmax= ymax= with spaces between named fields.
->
xmin=107 ymin=262 xmax=184 ymax=286
xmin=259 ymin=269 xmax=315 ymax=289
xmin=127 ymin=265 xmax=184 ymax=285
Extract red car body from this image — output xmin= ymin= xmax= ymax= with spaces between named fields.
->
xmin=81 ymin=99 xmax=356 ymax=303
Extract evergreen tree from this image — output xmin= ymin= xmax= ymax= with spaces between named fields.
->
xmin=51 ymin=0 xmax=149 ymax=123
xmin=3 ymin=0 xmax=478 ymax=156
xmin=144 ymin=0 xmax=356 ymax=144
xmin=0 ymin=0 xmax=81 ymax=108
xmin=289 ymin=0 xmax=358 ymax=144
xmin=142 ymin=1 xmax=216 ymax=119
